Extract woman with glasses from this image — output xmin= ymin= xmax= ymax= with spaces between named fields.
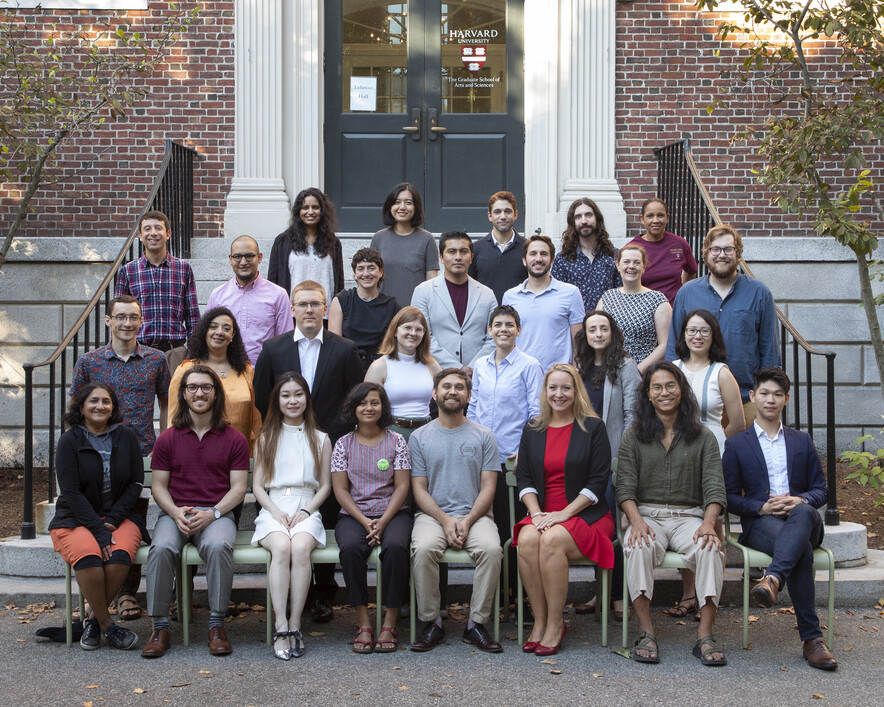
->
xmin=268 ymin=187 xmax=345 ymax=315
xmin=168 ymin=307 xmax=261 ymax=451
xmin=365 ymin=307 xmax=441 ymax=440
xmin=662 ymin=308 xmax=744 ymax=621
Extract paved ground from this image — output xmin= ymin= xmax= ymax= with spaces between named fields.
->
xmin=2 ymin=599 xmax=882 ymax=706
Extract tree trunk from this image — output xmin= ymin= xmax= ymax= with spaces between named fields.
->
xmin=855 ymin=250 xmax=884 ymax=406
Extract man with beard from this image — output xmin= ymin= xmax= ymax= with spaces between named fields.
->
xmin=409 ymin=369 xmax=503 ymax=654
xmin=502 ymin=234 xmax=585 ymax=370
xmin=665 ymin=224 xmax=779 ymax=424
xmin=551 ymin=197 xmax=621 ymax=310
xmin=468 ymin=191 xmax=527 ymax=303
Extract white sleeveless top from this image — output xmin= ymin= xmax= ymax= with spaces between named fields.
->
xmin=383 ymin=354 xmax=434 ymax=418
xmin=675 ymin=360 xmax=726 ymax=455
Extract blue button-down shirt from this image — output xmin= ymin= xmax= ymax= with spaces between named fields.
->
xmin=467 ymin=347 xmax=544 ymax=462
xmin=666 ymin=273 xmax=780 ymax=401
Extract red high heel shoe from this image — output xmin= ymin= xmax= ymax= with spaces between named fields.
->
xmin=534 ymin=623 xmax=567 ymax=656
xmin=522 ymin=639 xmax=541 ymax=653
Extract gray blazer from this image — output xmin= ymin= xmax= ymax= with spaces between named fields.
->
xmin=411 ymin=274 xmax=497 ymax=369
xmin=599 ymin=357 xmax=642 ymax=455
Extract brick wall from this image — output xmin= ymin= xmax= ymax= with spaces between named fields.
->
xmin=0 ymin=0 xmax=235 ymax=242
xmin=614 ymin=0 xmax=883 ymax=241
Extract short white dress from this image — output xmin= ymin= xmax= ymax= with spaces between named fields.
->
xmin=251 ymin=422 xmax=327 ymax=547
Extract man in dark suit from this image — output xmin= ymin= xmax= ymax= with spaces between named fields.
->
xmin=722 ymin=367 xmax=837 ymax=671
xmin=254 ymin=280 xmax=363 ymax=622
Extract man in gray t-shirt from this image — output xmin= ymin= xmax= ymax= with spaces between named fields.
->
xmin=409 ymin=368 xmax=503 ymax=654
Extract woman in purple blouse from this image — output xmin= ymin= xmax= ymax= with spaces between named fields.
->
xmin=332 ymin=382 xmax=412 ymax=654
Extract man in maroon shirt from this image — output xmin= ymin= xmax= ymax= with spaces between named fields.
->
xmin=141 ymin=366 xmax=250 ymax=659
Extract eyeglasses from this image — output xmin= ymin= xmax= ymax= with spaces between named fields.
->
xmin=293 ymin=301 xmax=324 ymax=310
xmin=110 ymin=314 xmax=142 ymax=322
xmin=708 ymin=246 xmax=736 ymax=256
xmin=685 ymin=327 xmax=712 ymax=337
xmin=650 ymin=382 xmax=679 ymax=394
xmin=185 ymin=383 xmax=215 ymax=394
xmin=230 ymin=253 xmax=258 ymax=262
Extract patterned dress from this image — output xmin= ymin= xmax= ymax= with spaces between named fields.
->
xmin=600 ymin=288 xmax=668 ymax=364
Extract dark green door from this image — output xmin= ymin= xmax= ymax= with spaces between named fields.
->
xmin=325 ymin=1 xmax=525 ymax=233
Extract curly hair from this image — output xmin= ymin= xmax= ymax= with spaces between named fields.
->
xmin=171 ymin=365 xmax=228 ymax=431
xmin=283 ymin=187 xmax=340 ymax=259
xmin=339 ymin=382 xmax=394 ymax=431
xmin=64 ymin=383 xmax=123 ymax=429
xmin=560 ymin=198 xmax=615 ymax=261
xmin=632 ymin=361 xmax=703 ymax=444
xmin=186 ymin=307 xmax=250 ymax=375
xmin=674 ymin=309 xmax=728 ymax=363
xmin=573 ymin=310 xmax=630 ymax=388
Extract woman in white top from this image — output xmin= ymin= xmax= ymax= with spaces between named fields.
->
xmin=597 ymin=243 xmax=671 ymax=374
xmin=267 ymin=188 xmax=345 ymax=314
xmin=365 ymin=306 xmax=441 ymax=440
xmin=252 ymin=371 xmax=332 ymax=661
xmin=664 ymin=308 xmax=745 ymax=620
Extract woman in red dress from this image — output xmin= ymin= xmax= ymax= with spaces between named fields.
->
xmin=514 ymin=363 xmax=615 ymax=656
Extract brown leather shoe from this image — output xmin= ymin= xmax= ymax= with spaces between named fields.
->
xmin=462 ymin=623 xmax=503 ymax=653
xmin=208 ymin=626 xmax=233 ymax=656
xmin=750 ymin=574 xmax=780 ymax=608
xmin=410 ymin=621 xmax=445 ymax=652
xmin=803 ymin=637 xmax=838 ymax=671
xmin=140 ymin=628 xmax=170 ymax=659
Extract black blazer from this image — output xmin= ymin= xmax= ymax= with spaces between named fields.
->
xmin=515 ymin=416 xmax=612 ymax=527
xmin=48 ymin=425 xmax=148 ymax=547
xmin=267 ymin=231 xmax=345 ymax=298
xmin=253 ymin=329 xmax=363 ymax=443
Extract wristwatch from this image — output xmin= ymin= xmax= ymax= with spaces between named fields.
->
xmin=212 ymin=507 xmax=221 ymax=520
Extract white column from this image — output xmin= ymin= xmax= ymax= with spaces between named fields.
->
xmin=556 ymin=0 xmax=627 ymax=239
xmin=223 ymin=0 xmax=291 ymax=238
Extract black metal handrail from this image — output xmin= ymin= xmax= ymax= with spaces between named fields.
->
xmin=654 ymin=138 xmax=839 ymax=526
xmin=19 ymin=139 xmax=197 ymax=540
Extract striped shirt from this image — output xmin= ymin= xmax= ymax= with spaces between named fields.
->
xmin=331 ymin=429 xmax=410 ymax=517
xmin=115 ymin=253 xmax=200 ymax=347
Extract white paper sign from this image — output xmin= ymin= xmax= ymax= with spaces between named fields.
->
xmin=350 ymin=76 xmax=377 ymax=112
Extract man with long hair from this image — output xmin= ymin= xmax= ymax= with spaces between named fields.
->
xmin=142 ymin=365 xmax=250 ymax=659
xmin=551 ymin=198 xmax=620 ymax=311
xmin=616 ymin=361 xmax=727 ymax=666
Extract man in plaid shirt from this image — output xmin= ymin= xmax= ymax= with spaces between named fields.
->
xmin=115 ymin=210 xmax=200 ymax=355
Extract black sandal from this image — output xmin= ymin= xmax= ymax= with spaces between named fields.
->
xmin=662 ymin=595 xmax=698 ymax=618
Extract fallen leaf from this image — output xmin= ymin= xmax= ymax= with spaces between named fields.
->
xmin=133 ymin=689 xmax=146 ymax=694
xmin=846 ymin=610 xmax=855 ymax=615
xmin=429 ymin=694 xmax=443 ymax=698
xmin=170 ymin=683 xmax=192 ymax=688
xmin=748 ymin=615 xmax=760 ymax=623
xmin=83 ymin=703 xmax=93 ymax=707
xmin=550 ymin=669 xmax=562 ymax=675
xmin=505 ymin=634 xmax=517 ymax=640
xmin=843 ymin=647 xmax=853 ymax=652
xmin=392 ymin=666 xmax=401 ymax=670
xmin=812 ymin=695 xmax=824 ymax=700
xmin=780 ymin=667 xmax=788 ymax=671
xmin=86 ymin=686 xmax=99 ymax=689
xmin=16 ymin=639 xmax=25 ymax=642
xmin=471 ymin=650 xmax=479 ymax=654
xmin=860 ymin=626 xmax=869 ymax=631
xmin=198 ymin=671 xmax=211 ymax=675
xmin=398 ymin=686 xmax=409 ymax=690
xmin=778 ymin=607 xmax=796 ymax=615
xmin=540 ymin=659 xmax=557 ymax=665
xmin=593 ymin=673 xmax=603 ymax=677
xmin=5 ymin=599 xmax=15 ymax=609
xmin=308 ymin=631 xmax=325 ymax=637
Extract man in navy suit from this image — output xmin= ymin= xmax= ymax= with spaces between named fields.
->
xmin=722 ymin=367 xmax=837 ymax=671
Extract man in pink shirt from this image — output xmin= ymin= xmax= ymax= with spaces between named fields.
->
xmin=206 ymin=236 xmax=294 ymax=366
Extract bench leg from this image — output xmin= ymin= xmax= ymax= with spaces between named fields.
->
xmin=65 ymin=563 xmax=73 ymax=647
xmin=374 ymin=549 xmax=383 ymax=638
xmin=600 ymin=567 xmax=609 ymax=647
xmin=516 ymin=557 xmax=524 ymax=647
xmin=409 ymin=558 xmax=416 ymax=644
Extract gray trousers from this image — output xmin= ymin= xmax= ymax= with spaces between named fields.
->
xmin=145 ymin=511 xmax=236 ymax=617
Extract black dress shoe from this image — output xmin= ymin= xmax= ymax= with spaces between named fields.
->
xmin=411 ymin=621 xmax=445 ymax=652
xmin=462 ymin=623 xmax=503 ymax=653
xmin=312 ymin=599 xmax=334 ymax=624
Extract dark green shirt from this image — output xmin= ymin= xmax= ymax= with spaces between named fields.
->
xmin=615 ymin=426 xmax=726 ymax=511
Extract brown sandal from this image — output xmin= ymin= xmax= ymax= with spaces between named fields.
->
xmin=374 ymin=625 xmax=399 ymax=653
xmin=116 ymin=595 xmax=142 ymax=621
xmin=350 ymin=626 xmax=374 ymax=654
xmin=662 ymin=596 xmax=698 ymax=618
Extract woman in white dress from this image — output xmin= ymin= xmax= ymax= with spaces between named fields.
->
xmin=663 ymin=308 xmax=745 ymax=620
xmin=251 ymin=371 xmax=332 ymax=660
xmin=365 ymin=306 xmax=441 ymax=441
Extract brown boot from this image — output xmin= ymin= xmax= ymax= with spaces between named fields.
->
xmin=750 ymin=574 xmax=779 ymax=608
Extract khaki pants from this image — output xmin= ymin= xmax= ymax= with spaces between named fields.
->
xmin=411 ymin=513 xmax=501 ymax=624
xmin=623 ymin=506 xmax=723 ymax=606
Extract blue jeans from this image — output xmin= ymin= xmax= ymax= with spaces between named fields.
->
xmin=741 ymin=503 xmax=823 ymax=641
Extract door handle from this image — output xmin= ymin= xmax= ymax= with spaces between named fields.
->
xmin=402 ymin=108 xmax=421 ymax=141
xmin=428 ymin=108 xmax=445 ymax=141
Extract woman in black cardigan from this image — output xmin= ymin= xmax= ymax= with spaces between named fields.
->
xmin=514 ymin=363 xmax=615 ymax=656
xmin=48 ymin=383 xmax=147 ymax=651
